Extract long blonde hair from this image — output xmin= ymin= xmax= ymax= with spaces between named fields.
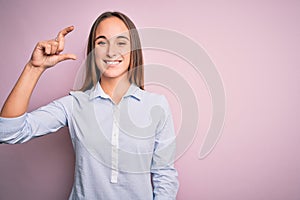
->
xmin=80 ymin=11 xmax=144 ymax=91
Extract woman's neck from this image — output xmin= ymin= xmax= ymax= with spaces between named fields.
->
xmin=100 ymin=75 xmax=130 ymax=104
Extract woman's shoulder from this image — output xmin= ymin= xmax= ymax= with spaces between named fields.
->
xmin=46 ymin=89 xmax=91 ymax=109
xmin=136 ymin=88 xmax=170 ymax=108
xmin=69 ymin=88 xmax=93 ymax=100
xmin=69 ymin=87 xmax=91 ymax=96
xmin=139 ymin=89 xmax=164 ymax=99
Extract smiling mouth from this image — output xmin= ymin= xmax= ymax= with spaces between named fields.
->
xmin=103 ymin=60 xmax=122 ymax=65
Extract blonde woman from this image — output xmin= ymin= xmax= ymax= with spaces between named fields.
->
xmin=0 ymin=11 xmax=178 ymax=199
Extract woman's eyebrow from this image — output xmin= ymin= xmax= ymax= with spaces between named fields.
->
xmin=94 ymin=35 xmax=129 ymax=42
xmin=94 ymin=35 xmax=107 ymax=41
xmin=116 ymin=35 xmax=129 ymax=40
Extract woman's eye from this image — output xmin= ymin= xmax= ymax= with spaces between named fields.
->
xmin=117 ymin=42 xmax=127 ymax=46
xmin=97 ymin=41 xmax=106 ymax=46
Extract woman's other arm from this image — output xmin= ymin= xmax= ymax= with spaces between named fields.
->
xmin=151 ymin=96 xmax=179 ymax=200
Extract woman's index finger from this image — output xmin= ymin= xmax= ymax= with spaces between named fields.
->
xmin=57 ymin=26 xmax=75 ymax=39
xmin=55 ymin=26 xmax=74 ymax=53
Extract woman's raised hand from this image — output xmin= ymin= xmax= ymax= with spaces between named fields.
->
xmin=28 ymin=26 xmax=77 ymax=70
xmin=0 ymin=26 xmax=77 ymax=118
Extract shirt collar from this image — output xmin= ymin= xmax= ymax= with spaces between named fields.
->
xmin=89 ymin=82 xmax=142 ymax=101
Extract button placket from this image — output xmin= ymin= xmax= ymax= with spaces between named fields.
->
xmin=111 ymin=104 xmax=120 ymax=183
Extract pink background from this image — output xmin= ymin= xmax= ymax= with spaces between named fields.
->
xmin=1 ymin=0 xmax=300 ymax=199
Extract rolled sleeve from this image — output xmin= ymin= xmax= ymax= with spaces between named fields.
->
xmin=0 ymin=95 xmax=72 ymax=144
xmin=0 ymin=114 xmax=29 ymax=143
xmin=0 ymin=113 xmax=27 ymax=132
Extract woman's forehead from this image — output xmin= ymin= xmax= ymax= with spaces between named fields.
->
xmin=95 ymin=17 xmax=130 ymax=40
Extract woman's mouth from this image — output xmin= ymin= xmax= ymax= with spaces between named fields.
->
xmin=103 ymin=60 xmax=122 ymax=65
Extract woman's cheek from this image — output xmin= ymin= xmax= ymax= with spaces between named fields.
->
xmin=123 ymin=53 xmax=131 ymax=67
xmin=94 ymin=48 xmax=106 ymax=70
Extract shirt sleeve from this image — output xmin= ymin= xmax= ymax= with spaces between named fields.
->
xmin=151 ymin=96 xmax=179 ymax=200
xmin=0 ymin=95 xmax=72 ymax=144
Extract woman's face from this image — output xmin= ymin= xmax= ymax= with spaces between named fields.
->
xmin=94 ymin=17 xmax=131 ymax=80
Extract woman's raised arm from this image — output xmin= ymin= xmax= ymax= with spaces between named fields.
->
xmin=0 ymin=26 xmax=76 ymax=118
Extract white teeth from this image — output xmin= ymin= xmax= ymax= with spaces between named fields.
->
xmin=105 ymin=61 xmax=120 ymax=65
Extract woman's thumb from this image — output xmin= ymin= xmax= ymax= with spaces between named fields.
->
xmin=57 ymin=53 xmax=77 ymax=63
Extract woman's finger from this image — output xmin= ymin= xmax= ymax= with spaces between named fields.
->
xmin=58 ymin=26 xmax=74 ymax=37
xmin=56 ymin=53 xmax=77 ymax=63
xmin=44 ymin=43 xmax=51 ymax=55
xmin=56 ymin=26 xmax=74 ymax=53
xmin=39 ymin=40 xmax=58 ymax=55
xmin=49 ymin=41 xmax=59 ymax=55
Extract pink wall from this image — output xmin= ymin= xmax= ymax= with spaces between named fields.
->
xmin=1 ymin=0 xmax=300 ymax=199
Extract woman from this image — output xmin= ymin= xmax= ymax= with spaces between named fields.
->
xmin=0 ymin=11 xmax=178 ymax=199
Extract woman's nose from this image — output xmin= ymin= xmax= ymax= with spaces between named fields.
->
xmin=107 ymin=43 xmax=117 ymax=58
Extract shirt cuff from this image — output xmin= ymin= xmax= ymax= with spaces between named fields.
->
xmin=0 ymin=113 xmax=27 ymax=133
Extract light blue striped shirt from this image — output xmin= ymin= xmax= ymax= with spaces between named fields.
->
xmin=0 ymin=83 xmax=179 ymax=200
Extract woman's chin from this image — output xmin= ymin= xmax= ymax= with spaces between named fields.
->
xmin=101 ymin=70 xmax=128 ymax=80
